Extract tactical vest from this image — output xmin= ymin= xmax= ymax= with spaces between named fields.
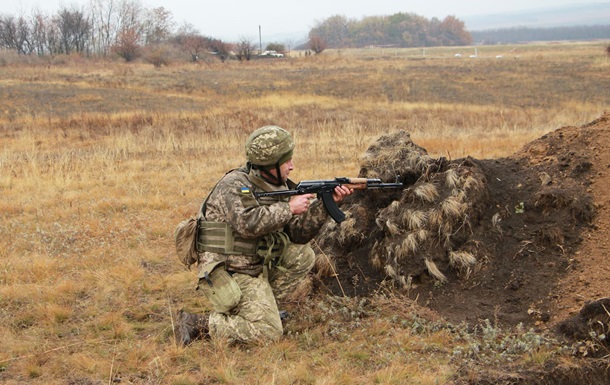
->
xmin=197 ymin=220 xmax=290 ymax=277
xmin=196 ymin=166 xmax=292 ymax=275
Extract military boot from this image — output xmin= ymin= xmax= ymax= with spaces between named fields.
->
xmin=175 ymin=310 xmax=210 ymax=346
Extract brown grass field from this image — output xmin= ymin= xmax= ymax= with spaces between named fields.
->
xmin=0 ymin=41 xmax=609 ymax=384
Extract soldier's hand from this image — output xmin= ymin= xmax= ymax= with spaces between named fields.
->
xmin=289 ymin=194 xmax=314 ymax=215
xmin=332 ymin=185 xmax=353 ymax=203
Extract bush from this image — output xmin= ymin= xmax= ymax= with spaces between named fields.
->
xmin=143 ymin=44 xmax=174 ymax=67
xmin=265 ymin=42 xmax=286 ymax=54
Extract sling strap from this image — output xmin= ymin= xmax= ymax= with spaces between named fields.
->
xmin=256 ymin=231 xmax=291 ymax=278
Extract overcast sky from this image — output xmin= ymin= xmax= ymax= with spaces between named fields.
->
xmin=2 ymin=0 xmax=604 ymax=41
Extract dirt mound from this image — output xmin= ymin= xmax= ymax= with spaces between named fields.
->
xmin=315 ymin=112 xmax=610 ymax=335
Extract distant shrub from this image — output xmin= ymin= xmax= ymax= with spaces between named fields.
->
xmin=143 ymin=44 xmax=174 ymax=67
xmin=309 ymin=35 xmax=327 ymax=54
xmin=265 ymin=42 xmax=286 ymax=54
xmin=606 ymin=45 xmax=610 ymax=57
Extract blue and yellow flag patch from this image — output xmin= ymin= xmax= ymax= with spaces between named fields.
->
xmin=240 ymin=187 xmax=251 ymax=194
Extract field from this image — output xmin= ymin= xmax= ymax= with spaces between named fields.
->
xmin=1 ymin=42 xmax=609 ymax=384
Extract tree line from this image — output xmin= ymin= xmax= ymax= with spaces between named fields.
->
xmin=471 ymin=25 xmax=610 ymax=44
xmin=0 ymin=0 xmax=250 ymax=64
xmin=6 ymin=2 xmax=603 ymax=63
xmin=305 ymin=13 xmax=472 ymax=51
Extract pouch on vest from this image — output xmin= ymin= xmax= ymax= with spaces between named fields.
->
xmin=256 ymin=231 xmax=291 ymax=278
xmin=174 ymin=217 xmax=199 ymax=268
xmin=196 ymin=261 xmax=242 ymax=313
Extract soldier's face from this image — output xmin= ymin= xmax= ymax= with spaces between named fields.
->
xmin=269 ymin=159 xmax=293 ymax=182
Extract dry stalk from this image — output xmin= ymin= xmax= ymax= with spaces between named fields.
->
xmin=424 ymin=258 xmax=447 ymax=283
xmin=312 ymin=240 xmax=346 ymax=297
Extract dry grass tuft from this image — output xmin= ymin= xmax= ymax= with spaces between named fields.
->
xmin=462 ymin=175 xmax=483 ymax=193
xmin=449 ymin=251 xmax=478 ymax=270
xmin=413 ymin=183 xmax=439 ymax=203
xmin=384 ymin=220 xmax=402 ymax=236
xmin=401 ymin=209 xmax=427 ymax=230
xmin=424 ymin=258 xmax=448 ymax=283
xmin=399 ymin=232 xmax=420 ymax=257
xmin=336 ymin=217 xmax=366 ymax=245
xmin=441 ymin=196 xmax=469 ymax=219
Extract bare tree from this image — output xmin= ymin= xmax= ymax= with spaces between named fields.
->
xmin=174 ymin=24 xmax=209 ymax=62
xmin=142 ymin=6 xmax=174 ymax=45
xmin=0 ymin=15 xmax=19 ymax=52
xmin=16 ymin=16 xmax=36 ymax=54
xmin=208 ymin=38 xmax=230 ymax=62
xmin=30 ymin=10 xmax=50 ymax=55
xmin=55 ymin=6 xmax=91 ymax=54
xmin=117 ymin=0 xmax=141 ymax=31
xmin=0 ymin=14 xmax=40 ymax=54
xmin=89 ymin=0 xmax=120 ymax=56
xmin=88 ymin=0 xmax=145 ymax=57
xmin=308 ymin=35 xmax=327 ymax=54
xmin=235 ymin=36 xmax=255 ymax=61
xmin=113 ymin=27 xmax=140 ymax=61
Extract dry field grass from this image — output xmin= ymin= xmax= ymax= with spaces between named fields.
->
xmin=0 ymin=41 xmax=608 ymax=384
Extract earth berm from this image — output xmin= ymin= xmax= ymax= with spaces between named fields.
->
xmin=313 ymin=112 xmax=610 ymax=384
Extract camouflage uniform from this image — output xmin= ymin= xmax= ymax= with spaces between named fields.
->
xmin=196 ymin=127 xmax=330 ymax=344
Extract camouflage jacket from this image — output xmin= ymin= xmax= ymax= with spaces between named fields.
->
xmin=199 ymin=165 xmax=329 ymax=276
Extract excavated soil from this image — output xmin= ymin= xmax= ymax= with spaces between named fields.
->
xmin=313 ymin=112 xmax=610 ymax=384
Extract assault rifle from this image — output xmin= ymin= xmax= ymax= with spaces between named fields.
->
xmin=254 ymin=177 xmax=403 ymax=223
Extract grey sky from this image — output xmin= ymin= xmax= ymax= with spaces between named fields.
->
xmin=2 ymin=0 xmax=603 ymax=42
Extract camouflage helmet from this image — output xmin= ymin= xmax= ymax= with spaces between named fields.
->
xmin=245 ymin=126 xmax=294 ymax=167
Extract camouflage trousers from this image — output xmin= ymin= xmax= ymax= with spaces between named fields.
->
xmin=208 ymin=243 xmax=315 ymax=344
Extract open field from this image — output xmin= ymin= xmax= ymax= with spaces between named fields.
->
xmin=0 ymin=42 xmax=609 ymax=384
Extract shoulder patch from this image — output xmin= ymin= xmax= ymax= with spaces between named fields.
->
xmin=240 ymin=187 xmax=251 ymax=194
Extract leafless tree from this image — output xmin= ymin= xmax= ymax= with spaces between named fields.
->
xmin=0 ymin=15 xmax=19 ymax=52
xmin=89 ymin=0 xmax=120 ymax=56
xmin=117 ymin=0 xmax=143 ymax=32
xmin=55 ymin=5 xmax=91 ymax=54
xmin=308 ymin=35 xmax=327 ymax=54
xmin=209 ymin=39 xmax=231 ymax=62
xmin=0 ymin=15 xmax=31 ymax=54
xmin=235 ymin=36 xmax=255 ymax=61
xmin=182 ymin=34 xmax=208 ymax=62
xmin=88 ymin=0 xmax=147 ymax=57
xmin=30 ymin=11 xmax=50 ymax=55
xmin=16 ymin=16 xmax=36 ymax=54
xmin=113 ymin=27 xmax=140 ymax=61
xmin=142 ymin=6 xmax=174 ymax=45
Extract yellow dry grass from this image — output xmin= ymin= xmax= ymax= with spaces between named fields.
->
xmin=0 ymin=41 xmax=608 ymax=383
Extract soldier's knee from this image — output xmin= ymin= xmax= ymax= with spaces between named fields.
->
xmin=302 ymin=245 xmax=315 ymax=270
xmin=282 ymin=243 xmax=315 ymax=272
xmin=260 ymin=322 xmax=283 ymax=343
xmin=294 ymin=243 xmax=315 ymax=271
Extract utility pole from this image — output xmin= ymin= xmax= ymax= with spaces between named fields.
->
xmin=259 ymin=25 xmax=262 ymax=54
